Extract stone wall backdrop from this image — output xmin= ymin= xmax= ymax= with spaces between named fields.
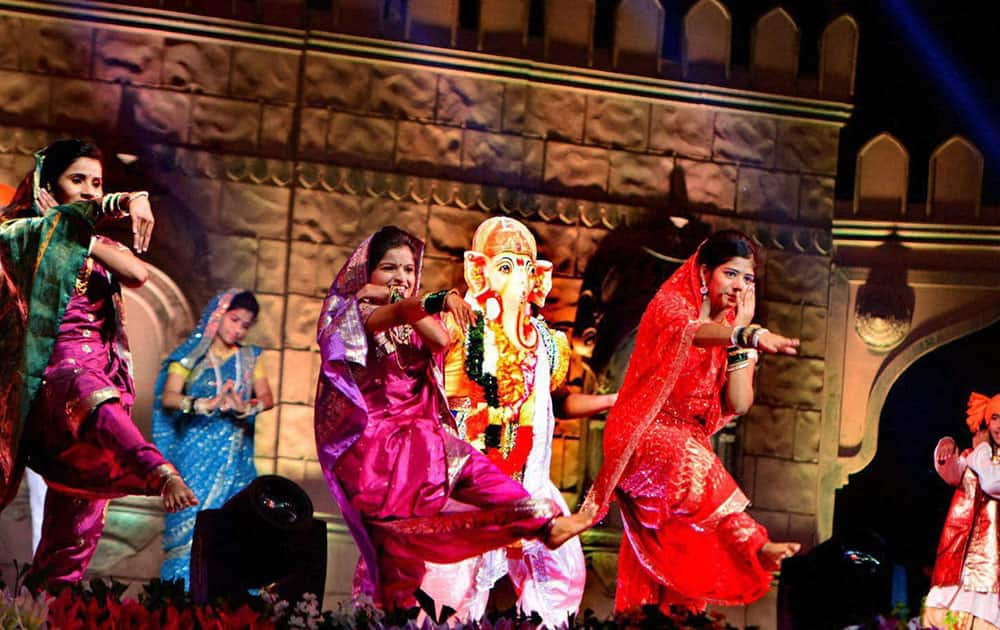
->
xmin=0 ymin=2 xmax=856 ymax=626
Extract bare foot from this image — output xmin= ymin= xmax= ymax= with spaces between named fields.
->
xmin=758 ymin=541 xmax=801 ymax=571
xmin=544 ymin=510 xmax=593 ymax=549
xmin=162 ymin=476 xmax=199 ymax=513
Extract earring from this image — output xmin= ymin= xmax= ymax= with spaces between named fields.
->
xmin=700 ymin=283 xmax=708 ymax=296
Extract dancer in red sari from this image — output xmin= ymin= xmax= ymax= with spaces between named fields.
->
xmin=582 ymin=230 xmax=802 ymax=613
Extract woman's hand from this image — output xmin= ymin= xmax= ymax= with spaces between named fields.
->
xmin=756 ymin=330 xmax=800 ymax=355
xmin=37 ymin=188 xmax=58 ymax=212
xmin=733 ymin=285 xmax=756 ymax=327
xmin=128 ymin=194 xmax=154 ymax=254
xmin=937 ymin=436 xmax=959 ymax=465
xmin=356 ymin=283 xmax=390 ymax=304
xmin=444 ymin=291 xmax=477 ymax=330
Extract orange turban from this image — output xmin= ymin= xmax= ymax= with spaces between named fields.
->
xmin=966 ymin=392 xmax=1000 ymax=433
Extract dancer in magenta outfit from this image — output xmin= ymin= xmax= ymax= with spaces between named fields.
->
xmin=313 ymin=226 xmax=590 ymax=610
xmin=0 ymin=139 xmax=197 ymax=589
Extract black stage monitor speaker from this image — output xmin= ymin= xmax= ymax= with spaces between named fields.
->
xmin=190 ymin=475 xmax=327 ymax=606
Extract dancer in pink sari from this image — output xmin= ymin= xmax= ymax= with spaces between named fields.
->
xmin=314 ymin=226 xmax=589 ymax=611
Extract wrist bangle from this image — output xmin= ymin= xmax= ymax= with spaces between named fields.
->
xmin=129 ymin=191 xmax=149 ymax=203
xmin=730 ymin=326 xmax=744 ymax=346
xmin=178 ymin=395 xmax=193 ymax=414
xmin=421 ymin=289 xmax=455 ymax=315
xmin=737 ymin=324 xmax=763 ymax=348
xmin=751 ymin=328 xmax=769 ymax=349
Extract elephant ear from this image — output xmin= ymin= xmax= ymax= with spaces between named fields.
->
xmin=464 ymin=251 xmax=490 ymax=298
xmin=529 ymin=259 xmax=553 ymax=307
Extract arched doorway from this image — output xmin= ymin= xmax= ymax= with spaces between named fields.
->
xmin=833 ymin=318 xmax=1000 ymax=609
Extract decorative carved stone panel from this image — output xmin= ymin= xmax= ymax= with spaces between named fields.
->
xmin=163 ymin=38 xmax=231 ymax=94
xmin=292 ymin=189 xmax=364 ymax=245
xmin=586 ymin=96 xmax=649 ymax=151
xmin=819 ymin=14 xmax=859 ymax=99
xmin=743 ymin=405 xmax=795 ymax=458
xmin=543 ymin=142 xmax=609 ymax=195
xmin=260 ymin=105 xmax=293 ymax=156
xmin=927 ymin=135 xmax=982 ymax=221
xmin=396 ymin=121 xmax=463 ymax=176
xmin=608 ymin=151 xmax=672 ymax=202
xmin=406 ymin=0 xmax=458 ymax=47
xmin=737 ymin=168 xmax=799 ymax=220
xmin=545 ymin=0 xmax=596 ymax=66
xmin=649 ymin=104 xmax=714 ymax=158
xmin=303 ymin=54 xmax=372 ymax=111
xmin=284 ymin=295 xmax=323 ymax=351
xmin=714 ymin=112 xmax=776 ymax=166
xmin=750 ymin=8 xmax=799 ymax=89
xmin=249 ymin=294 xmax=284 ymax=350
xmin=326 ymin=113 xmax=396 ymax=168
xmin=0 ymin=17 xmax=19 ymax=70
xmin=478 ymin=0 xmax=528 ymax=54
xmin=219 ymin=182 xmax=290 ymax=239
xmin=257 ymin=239 xmax=288 ymax=294
xmin=19 ymin=19 xmax=92 ymax=78
xmin=799 ymin=176 xmax=835 ymax=223
xmin=190 ymin=96 xmax=260 ymax=152
xmin=288 ymin=241 xmax=346 ymax=297
xmin=95 ymin=29 xmax=164 ymax=85
xmin=524 ymin=86 xmax=586 ymax=142
xmin=758 ymin=355 xmax=824 ymax=410
xmin=369 ymin=64 xmax=437 ymax=121
xmin=758 ymin=301 xmax=827 ymax=359
xmin=854 ymin=132 xmax=908 ymax=219
xmin=127 ymin=88 xmax=190 ymax=142
xmin=207 ymin=233 xmax=258 ymax=290
xmin=763 ymin=251 xmax=829 ymax=307
xmin=794 ymin=410 xmax=821 ymax=463
xmin=230 ymin=47 xmax=298 ymax=103
xmin=426 ymin=205 xmax=491 ymax=258
xmin=276 ymin=404 xmax=318 ymax=459
xmin=613 ymin=0 xmax=664 ymax=74
xmin=778 ymin=121 xmax=839 ymax=175
xmin=437 ymin=75 xmax=504 ymax=131
xmin=0 ymin=70 xmax=50 ymax=126
xmin=682 ymin=0 xmax=731 ymax=81
xmin=675 ymin=159 xmax=736 ymax=210
xmin=501 ymin=83 xmax=527 ymax=134
xmin=281 ymin=350 xmax=320 ymax=405
xmin=462 ymin=130 xmax=524 ymax=186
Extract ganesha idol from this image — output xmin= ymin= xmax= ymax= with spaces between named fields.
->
xmin=420 ymin=217 xmax=586 ymax=627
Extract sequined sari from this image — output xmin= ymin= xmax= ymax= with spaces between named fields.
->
xmin=152 ymin=289 xmax=261 ymax=586
xmin=582 ymin=250 xmax=772 ymax=612
xmin=314 ymin=230 xmax=559 ymax=610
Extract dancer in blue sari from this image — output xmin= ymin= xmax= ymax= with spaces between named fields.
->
xmin=152 ymin=289 xmax=273 ymax=587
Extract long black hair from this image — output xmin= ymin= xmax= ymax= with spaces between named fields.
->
xmin=38 ymin=139 xmax=103 ymax=193
xmin=696 ymin=230 xmax=759 ymax=270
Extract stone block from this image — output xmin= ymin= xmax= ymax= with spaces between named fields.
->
xmin=260 ymin=105 xmax=293 ymax=155
xmin=544 ymin=142 xmax=609 ymax=194
xmin=51 ymin=79 xmax=122 ymax=130
xmin=421 ymin=256 xmax=464 ymax=292
xmin=0 ymin=70 xmax=50 ymax=126
xmin=502 ymin=83 xmax=527 ymax=133
xmin=281 ymin=350 xmax=319 ymax=405
xmin=163 ymin=38 xmax=230 ymax=94
xmin=743 ymin=405 xmax=794 ymax=458
xmin=207 ymin=234 xmax=258 ymax=290
xmin=219 ymin=182 xmax=290 ymax=239
xmin=426 ymin=206 xmax=491 ymax=258
xmin=288 ymin=241 xmax=344 ymax=297
xmin=395 ymin=121 xmax=462 ymax=175
xmin=247 ymin=294 xmax=284 ymax=350
xmin=758 ymin=356 xmax=824 ymax=410
xmin=255 ymin=456 xmax=276 ymax=475
xmin=800 ymin=176 xmax=835 ymax=222
xmin=740 ymin=454 xmax=757 ymax=495
xmin=747 ymin=508 xmax=789 ymax=541
xmin=778 ymin=121 xmax=839 ymax=175
xmin=254 ymin=407 xmax=278 ymax=457
xmin=523 ymin=139 xmax=545 ymax=188
xmin=585 ymin=96 xmax=649 ymax=150
xmin=0 ymin=18 xmax=17 ymax=70
xmin=794 ymin=409 xmax=821 ymax=463
xmin=128 ymin=88 xmax=190 ymax=142
xmin=292 ymin=190 xmax=363 ymax=245
xmin=525 ymin=87 xmax=586 ymax=142
xmin=303 ymin=54 xmax=371 ymax=111
xmin=256 ymin=239 xmax=288 ymax=294
xmin=230 ymin=47 xmax=299 ymax=102
xmin=437 ymin=75 xmax=503 ymax=131
xmin=759 ymin=301 xmax=827 ymax=359
xmin=574 ymin=227 xmax=607 ymax=277
xmin=608 ymin=151 xmax=671 ymax=201
xmin=788 ymin=513 xmax=818 ymax=548
xmin=276 ymin=404 xmax=317 ymax=459
xmin=275 ymin=456 xmax=306 ymax=482
xmin=753 ymin=457 xmax=817 ymax=513
xmin=737 ymin=168 xmax=799 ymax=220
xmin=714 ymin=112 xmax=776 ymax=166
xmin=297 ymin=108 xmax=329 ymax=160
xmin=94 ymin=29 xmax=163 ymax=85
xmin=462 ymin=130 xmax=523 ymax=185
xmin=369 ymin=65 xmax=437 ymax=120
xmin=675 ymin=159 xmax=736 ymax=209
xmin=284 ymin=295 xmax=323 ymax=350
xmin=190 ymin=96 xmax=260 ymax=151
xmin=764 ymin=251 xmax=829 ymax=306
xmin=649 ymin=104 xmax=714 ymax=158
xmin=326 ymin=113 xmax=396 ymax=168
xmin=357 ymin=198 xmax=429 ymax=242
xmin=20 ymin=19 xmax=92 ymax=77
xmin=532 ymin=221 xmax=579 ymax=276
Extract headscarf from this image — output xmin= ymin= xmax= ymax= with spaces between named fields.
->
xmin=966 ymin=392 xmax=1000 ymax=434
xmin=313 ymin=227 xmax=426 ymax=599
xmin=582 ymin=242 xmax=735 ymax=521
xmin=151 ymin=289 xmax=256 ymax=459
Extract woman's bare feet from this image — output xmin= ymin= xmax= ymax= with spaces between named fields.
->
xmin=758 ymin=541 xmax=801 ymax=571
xmin=162 ymin=476 xmax=199 ymax=513
xmin=544 ymin=509 xmax=593 ymax=549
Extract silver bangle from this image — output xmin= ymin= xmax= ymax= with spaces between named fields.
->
xmin=751 ymin=328 xmax=769 ymax=348
xmin=730 ymin=326 xmax=744 ymax=346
